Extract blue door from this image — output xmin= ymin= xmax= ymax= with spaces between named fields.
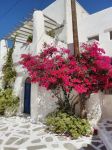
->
xmin=24 ymin=78 xmax=31 ymax=114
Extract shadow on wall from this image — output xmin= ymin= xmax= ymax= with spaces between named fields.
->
xmin=101 ymin=94 xmax=112 ymax=120
xmin=68 ymin=43 xmax=74 ymax=55
xmin=31 ymin=84 xmax=58 ymax=122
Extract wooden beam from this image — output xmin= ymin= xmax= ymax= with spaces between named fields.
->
xmin=45 ymin=20 xmax=57 ymax=27
xmin=13 ymin=31 xmax=30 ymax=37
xmin=16 ymin=37 xmax=27 ymax=41
xmin=71 ymin=0 xmax=80 ymax=57
xmin=11 ymin=32 xmax=28 ymax=38
xmin=45 ymin=25 xmax=53 ymax=30
xmin=44 ymin=14 xmax=57 ymax=24
xmin=17 ymin=29 xmax=32 ymax=35
xmin=22 ymin=26 xmax=33 ymax=31
xmin=15 ymin=40 xmax=26 ymax=44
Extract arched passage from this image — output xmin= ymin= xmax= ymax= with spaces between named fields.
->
xmin=24 ymin=77 xmax=31 ymax=114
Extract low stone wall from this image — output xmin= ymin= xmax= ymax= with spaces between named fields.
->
xmin=31 ymin=84 xmax=58 ymax=123
xmin=86 ymin=92 xmax=103 ymax=126
xmin=101 ymin=94 xmax=112 ymax=119
xmin=86 ymin=93 xmax=112 ymax=123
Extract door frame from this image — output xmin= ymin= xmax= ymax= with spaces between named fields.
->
xmin=24 ymin=77 xmax=31 ymax=114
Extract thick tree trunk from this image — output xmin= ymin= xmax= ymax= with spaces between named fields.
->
xmin=80 ymin=95 xmax=87 ymax=118
xmin=63 ymin=89 xmax=71 ymax=113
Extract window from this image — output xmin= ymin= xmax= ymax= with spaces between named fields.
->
xmin=88 ymin=35 xmax=99 ymax=41
xmin=110 ymin=31 xmax=112 ymax=40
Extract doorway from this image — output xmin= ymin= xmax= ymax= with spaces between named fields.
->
xmin=24 ymin=77 xmax=31 ymax=114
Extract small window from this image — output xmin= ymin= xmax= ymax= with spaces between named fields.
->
xmin=88 ymin=35 xmax=99 ymax=41
xmin=110 ymin=31 xmax=112 ymax=40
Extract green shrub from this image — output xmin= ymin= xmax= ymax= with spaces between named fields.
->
xmin=46 ymin=30 xmax=55 ymax=38
xmin=1 ymin=38 xmax=19 ymax=116
xmin=45 ymin=111 xmax=91 ymax=139
xmin=2 ymin=48 xmax=16 ymax=88
xmin=27 ymin=35 xmax=33 ymax=43
xmin=0 ymin=88 xmax=19 ymax=115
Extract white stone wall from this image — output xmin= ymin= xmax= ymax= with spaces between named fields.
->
xmin=43 ymin=0 xmax=89 ymax=25
xmin=43 ymin=0 xmax=67 ymax=43
xmin=86 ymin=92 xmax=103 ymax=126
xmin=31 ymin=84 xmax=57 ymax=122
xmin=12 ymin=42 xmax=32 ymax=64
xmin=78 ymin=7 xmax=112 ymax=56
xmin=0 ymin=40 xmax=8 ymax=71
xmin=12 ymin=42 xmax=32 ymax=115
xmin=33 ymin=10 xmax=67 ymax=54
xmin=0 ymin=40 xmax=8 ymax=88
xmin=101 ymin=95 xmax=112 ymax=119
xmin=43 ymin=0 xmax=89 ymax=51
xmin=43 ymin=0 xmax=112 ymax=56
xmin=13 ymin=42 xmax=32 ymax=96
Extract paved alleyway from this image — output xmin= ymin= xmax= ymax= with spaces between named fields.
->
xmin=0 ymin=116 xmax=107 ymax=150
xmin=98 ymin=119 xmax=112 ymax=150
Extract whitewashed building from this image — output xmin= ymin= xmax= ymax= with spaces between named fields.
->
xmin=0 ymin=0 xmax=112 ymax=122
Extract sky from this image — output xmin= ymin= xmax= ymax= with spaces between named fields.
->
xmin=78 ymin=0 xmax=112 ymax=14
xmin=0 ymin=0 xmax=112 ymax=40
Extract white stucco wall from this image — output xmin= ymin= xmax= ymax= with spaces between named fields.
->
xmin=31 ymin=84 xmax=57 ymax=122
xmin=11 ymin=41 xmax=29 ymax=116
xmin=43 ymin=0 xmax=89 ymax=48
xmin=101 ymin=95 xmax=112 ymax=119
xmin=78 ymin=7 xmax=112 ymax=56
xmin=13 ymin=41 xmax=32 ymax=96
xmin=0 ymin=40 xmax=8 ymax=71
xmin=43 ymin=0 xmax=65 ymax=24
xmin=43 ymin=0 xmax=66 ymax=43
xmin=33 ymin=10 xmax=67 ymax=54
xmin=0 ymin=40 xmax=8 ymax=88
xmin=86 ymin=92 xmax=103 ymax=126
xmin=13 ymin=42 xmax=32 ymax=64
xmin=43 ymin=0 xmax=112 ymax=57
xmin=43 ymin=0 xmax=89 ymax=26
xmin=76 ymin=2 xmax=89 ymax=24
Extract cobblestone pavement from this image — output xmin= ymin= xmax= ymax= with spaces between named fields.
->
xmin=0 ymin=116 xmax=107 ymax=150
xmin=98 ymin=119 xmax=112 ymax=150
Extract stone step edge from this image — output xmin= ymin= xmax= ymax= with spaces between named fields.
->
xmin=97 ymin=126 xmax=111 ymax=150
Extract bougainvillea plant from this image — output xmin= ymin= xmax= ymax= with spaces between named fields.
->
xmin=20 ymin=42 xmax=112 ymax=118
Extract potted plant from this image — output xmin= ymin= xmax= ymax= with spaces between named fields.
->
xmin=27 ymin=35 xmax=33 ymax=43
